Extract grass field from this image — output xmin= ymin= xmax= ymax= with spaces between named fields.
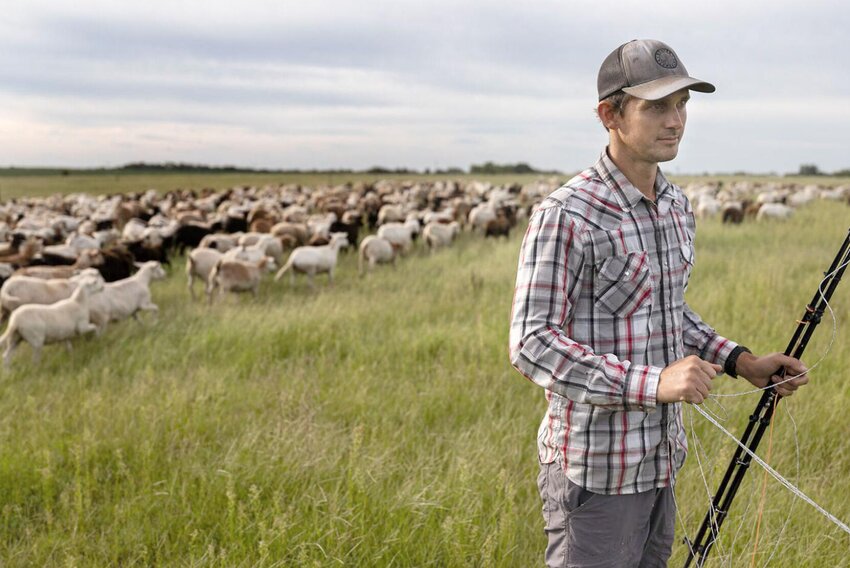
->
xmin=0 ymin=175 xmax=848 ymax=566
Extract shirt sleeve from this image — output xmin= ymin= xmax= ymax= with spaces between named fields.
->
xmin=682 ymin=303 xmax=739 ymax=372
xmin=508 ymin=203 xmax=660 ymax=410
xmin=679 ymin=193 xmax=739 ymax=373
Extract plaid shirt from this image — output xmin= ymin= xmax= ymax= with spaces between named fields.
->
xmin=509 ymin=149 xmax=738 ymax=494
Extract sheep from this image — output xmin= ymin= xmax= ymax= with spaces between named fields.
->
xmin=485 ymin=210 xmax=512 ymax=238
xmin=756 ymin=203 xmax=794 ymax=221
xmin=0 ymin=237 xmax=43 ymax=268
xmin=237 ymin=233 xmax=283 ymax=264
xmin=376 ymin=222 xmax=416 ymax=255
xmin=274 ymin=232 xmax=349 ymax=289
xmin=0 ymin=276 xmax=103 ymax=367
xmin=0 ymin=263 xmax=14 ymax=289
xmin=358 ymin=235 xmax=396 ymax=275
xmin=97 ymin=245 xmax=137 ymax=282
xmin=695 ymin=196 xmax=721 ymax=219
xmin=0 ymin=269 xmax=104 ymax=324
xmin=207 ymin=257 xmax=273 ymax=304
xmin=221 ymin=242 xmax=279 ymax=271
xmin=13 ymin=249 xmax=104 ymax=279
xmin=721 ymin=202 xmax=744 ymax=224
xmin=198 ymin=233 xmax=240 ymax=252
xmin=270 ymin=222 xmax=309 ymax=246
xmin=87 ymin=261 xmax=167 ymax=332
xmin=186 ymin=248 xmax=224 ymax=300
xmin=423 ymin=221 xmax=460 ymax=251
xmin=377 ymin=204 xmax=405 ymax=225
xmin=467 ymin=203 xmax=497 ymax=233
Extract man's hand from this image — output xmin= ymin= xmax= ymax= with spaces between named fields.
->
xmin=657 ymin=355 xmax=722 ymax=404
xmin=735 ymin=351 xmax=809 ymax=397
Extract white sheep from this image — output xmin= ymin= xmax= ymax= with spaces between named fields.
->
xmin=0 ymin=269 xmax=104 ymax=323
xmin=198 ymin=233 xmax=240 ymax=252
xmin=87 ymin=261 xmax=167 ymax=333
xmin=358 ymin=235 xmax=396 ymax=275
xmin=376 ymin=222 xmax=416 ymax=255
xmin=224 ymin=237 xmax=282 ymax=267
xmin=423 ymin=221 xmax=460 ymax=251
xmin=756 ymin=203 xmax=794 ymax=221
xmin=0 ymin=276 xmax=103 ymax=367
xmin=377 ymin=204 xmax=405 ymax=226
xmin=467 ymin=203 xmax=497 ymax=233
xmin=186 ymin=248 xmax=224 ymax=300
xmin=275 ymin=232 xmax=349 ymax=289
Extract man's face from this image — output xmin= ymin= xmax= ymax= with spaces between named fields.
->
xmin=610 ymin=88 xmax=690 ymax=165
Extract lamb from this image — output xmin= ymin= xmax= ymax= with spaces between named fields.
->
xmin=0 ymin=276 xmax=103 ymax=367
xmin=358 ymin=235 xmax=396 ymax=275
xmin=207 ymin=257 xmax=272 ymax=304
xmin=274 ymin=232 xmax=349 ymax=289
xmin=87 ymin=261 xmax=167 ymax=332
xmin=0 ymin=269 xmax=104 ymax=323
xmin=423 ymin=221 xmax=460 ymax=251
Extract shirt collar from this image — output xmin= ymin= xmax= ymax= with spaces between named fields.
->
xmin=594 ymin=148 xmax=677 ymax=213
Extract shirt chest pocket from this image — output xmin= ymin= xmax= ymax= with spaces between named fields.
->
xmin=594 ymin=252 xmax=653 ymax=318
xmin=680 ymin=242 xmax=695 ymax=290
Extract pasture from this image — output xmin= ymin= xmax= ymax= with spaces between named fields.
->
xmin=0 ymin=173 xmax=848 ymax=566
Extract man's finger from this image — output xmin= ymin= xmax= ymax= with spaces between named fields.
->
xmin=697 ymin=360 xmax=722 ymax=378
xmin=777 ymin=354 xmax=808 ymax=375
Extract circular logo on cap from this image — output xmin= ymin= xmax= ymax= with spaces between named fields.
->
xmin=655 ymin=48 xmax=678 ymax=69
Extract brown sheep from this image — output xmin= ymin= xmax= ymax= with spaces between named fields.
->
xmin=485 ymin=211 xmax=512 ymax=238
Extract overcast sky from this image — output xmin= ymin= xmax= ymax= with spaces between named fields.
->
xmin=3 ymin=0 xmax=850 ymax=174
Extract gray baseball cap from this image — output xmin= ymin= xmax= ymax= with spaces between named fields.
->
xmin=597 ymin=39 xmax=715 ymax=101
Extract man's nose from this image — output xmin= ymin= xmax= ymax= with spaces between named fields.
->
xmin=665 ymin=108 xmax=684 ymax=129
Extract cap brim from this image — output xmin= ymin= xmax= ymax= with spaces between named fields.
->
xmin=622 ymin=76 xmax=715 ymax=101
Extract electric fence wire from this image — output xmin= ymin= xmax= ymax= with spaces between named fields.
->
xmin=711 ymin=257 xmax=849 ymax=399
xmin=692 ymin=402 xmax=850 ymax=536
xmin=682 ymin=251 xmax=847 ymax=564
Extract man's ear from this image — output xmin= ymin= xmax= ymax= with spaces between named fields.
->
xmin=597 ymin=100 xmax=620 ymax=131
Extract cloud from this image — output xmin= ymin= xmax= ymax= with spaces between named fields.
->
xmin=2 ymin=0 xmax=850 ymax=172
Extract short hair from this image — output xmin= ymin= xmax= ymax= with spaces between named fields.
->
xmin=595 ymin=91 xmax=633 ymax=132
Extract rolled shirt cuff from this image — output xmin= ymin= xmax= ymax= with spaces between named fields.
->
xmin=700 ymin=335 xmax=740 ymax=376
xmin=623 ymin=363 xmax=661 ymax=411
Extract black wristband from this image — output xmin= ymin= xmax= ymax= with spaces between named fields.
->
xmin=724 ymin=345 xmax=752 ymax=378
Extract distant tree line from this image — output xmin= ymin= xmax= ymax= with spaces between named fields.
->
xmin=469 ymin=161 xmax=557 ymax=174
xmin=120 ymin=162 xmax=263 ymax=173
xmin=794 ymin=163 xmax=850 ymax=177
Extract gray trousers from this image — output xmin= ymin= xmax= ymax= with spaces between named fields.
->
xmin=537 ymin=461 xmax=676 ymax=568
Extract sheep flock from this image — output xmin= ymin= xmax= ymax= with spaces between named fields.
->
xmin=0 ymin=176 xmax=847 ymax=366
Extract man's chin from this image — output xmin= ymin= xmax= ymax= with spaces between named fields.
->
xmin=654 ymin=147 xmax=680 ymax=163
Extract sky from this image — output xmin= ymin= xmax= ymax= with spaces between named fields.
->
xmin=3 ymin=0 xmax=850 ymax=175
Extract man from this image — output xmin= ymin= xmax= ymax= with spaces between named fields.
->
xmin=508 ymin=39 xmax=809 ymax=567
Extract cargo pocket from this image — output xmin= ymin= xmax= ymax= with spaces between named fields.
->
xmin=594 ymin=252 xmax=653 ymax=318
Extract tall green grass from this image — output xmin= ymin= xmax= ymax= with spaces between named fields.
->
xmin=0 ymin=198 xmax=847 ymax=566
